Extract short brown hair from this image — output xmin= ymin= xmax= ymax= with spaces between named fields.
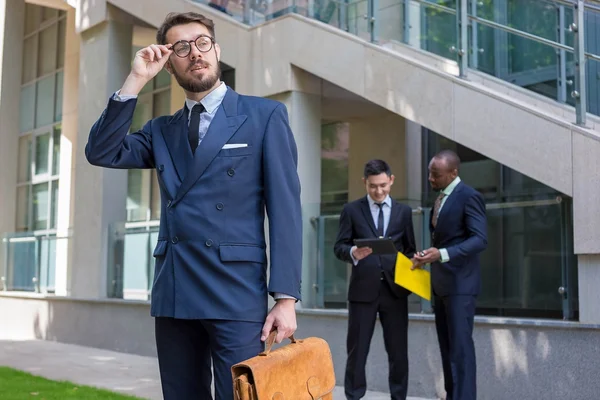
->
xmin=156 ymin=12 xmax=215 ymax=44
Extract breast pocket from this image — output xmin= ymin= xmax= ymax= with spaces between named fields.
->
xmin=217 ymin=146 xmax=253 ymax=157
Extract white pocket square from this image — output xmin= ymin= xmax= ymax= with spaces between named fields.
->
xmin=222 ymin=143 xmax=248 ymax=149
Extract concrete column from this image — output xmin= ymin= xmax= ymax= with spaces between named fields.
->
xmin=347 ymin=113 xmax=407 ymax=201
xmin=69 ymin=17 xmax=132 ymax=298
xmin=0 ymin=0 xmax=25 ymax=285
xmin=54 ymin=7 xmax=79 ymax=296
xmin=573 ymin=131 xmax=600 ymax=323
xmin=268 ymin=73 xmax=322 ymax=307
xmin=577 ymin=255 xmax=600 ymax=323
xmin=405 ymin=119 xmax=423 ymax=209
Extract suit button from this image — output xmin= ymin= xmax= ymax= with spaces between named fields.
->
xmin=216 ymin=203 xmax=224 ymax=210
xmin=227 ymin=168 xmax=235 ymax=177
xmin=205 ymin=239 xmax=213 ymax=247
xmin=167 ymin=200 xmax=172 ymax=208
xmin=172 ymin=236 xmax=179 ymax=244
xmin=158 ymin=164 xmax=164 ymax=172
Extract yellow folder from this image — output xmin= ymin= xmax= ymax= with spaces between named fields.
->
xmin=394 ymin=252 xmax=431 ymax=301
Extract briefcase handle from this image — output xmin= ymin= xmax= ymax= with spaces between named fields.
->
xmin=259 ymin=330 xmax=298 ymax=356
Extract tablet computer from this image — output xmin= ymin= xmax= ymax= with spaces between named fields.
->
xmin=353 ymin=238 xmax=398 ymax=255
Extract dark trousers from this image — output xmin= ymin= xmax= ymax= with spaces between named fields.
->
xmin=155 ymin=317 xmax=263 ymax=400
xmin=433 ymin=295 xmax=477 ymax=400
xmin=345 ymin=280 xmax=409 ymax=400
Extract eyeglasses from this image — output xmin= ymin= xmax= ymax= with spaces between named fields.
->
xmin=169 ymin=35 xmax=215 ymax=58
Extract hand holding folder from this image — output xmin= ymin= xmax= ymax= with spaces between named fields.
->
xmin=394 ymin=252 xmax=431 ymax=301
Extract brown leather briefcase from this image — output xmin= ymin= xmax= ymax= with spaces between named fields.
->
xmin=231 ymin=331 xmax=336 ymax=399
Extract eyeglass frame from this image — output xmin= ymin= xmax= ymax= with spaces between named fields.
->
xmin=169 ymin=34 xmax=216 ymax=58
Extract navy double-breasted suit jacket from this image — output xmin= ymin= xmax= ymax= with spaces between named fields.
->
xmin=85 ymin=87 xmax=302 ymax=323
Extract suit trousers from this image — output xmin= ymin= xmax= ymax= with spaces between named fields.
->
xmin=155 ymin=317 xmax=263 ymax=400
xmin=433 ymin=295 xmax=477 ymax=400
xmin=345 ymin=278 xmax=409 ymax=400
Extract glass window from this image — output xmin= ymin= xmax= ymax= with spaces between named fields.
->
xmin=151 ymin=171 xmax=161 ymax=220
xmin=35 ymin=132 xmax=50 ymax=176
xmin=24 ymin=4 xmax=40 ymax=35
xmin=32 ymin=182 xmax=49 ymax=230
xmin=127 ymin=169 xmax=151 ymax=222
xmin=38 ymin=24 xmax=58 ymax=77
xmin=42 ymin=7 xmax=58 ymax=22
xmin=35 ymin=74 xmax=56 ymax=128
xmin=130 ymin=93 xmax=153 ymax=132
xmin=18 ymin=136 xmax=32 ymax=183
xmin=321 ymin=122 xmax=349 ymax=214
xmin=52 ymin=125 xmax=61 ymax=176
xmin=22 ymin=36 xmax=37 ymax=84
xmin=55 ymin=71 xmax=63 ymax=122
xmin=50 ymin=180 xmax=59 ymax=229
xmin=16 ymin=186 xmax=30 ymax=231
xmin=20 ymin=84 xmax=36 ymax=132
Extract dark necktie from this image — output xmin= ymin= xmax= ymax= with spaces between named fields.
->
xmin=376 ymin=203 xmax=385 ymax=237
xmin=432 ymin=192 xmax=446 ymax=228
xmin=188 ymin=103 xmax=205 ymax=155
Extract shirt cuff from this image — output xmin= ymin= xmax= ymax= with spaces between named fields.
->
xmin=113 ymin=90 xmax=138 ymax=102
xmin=274 ymin=293 xmax=296 ymax=300
xmin=439 ymin=248 xmax=450 ymax=263
xmin=350 ymin=246 xmax=359 ymax=266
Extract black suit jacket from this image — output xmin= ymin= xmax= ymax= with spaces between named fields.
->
xmin=430 ymin=181 xmax=488 ymax=296
xmin=334 ymin=196 xmax=417 ymax=302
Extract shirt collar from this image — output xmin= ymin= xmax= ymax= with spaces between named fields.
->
xmin=185 ymin=82 xmax=227 ymax=115
xmin=442 ymin=176 xmax=461 ymax=196
xmin=367 ymin=194 xmax=391 ymax=207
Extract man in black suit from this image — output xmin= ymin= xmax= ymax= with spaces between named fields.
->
xmin=414 ymin=150 xmax=487 ymax=400
xmin=334 ymin=159 xmax=416 ymax=400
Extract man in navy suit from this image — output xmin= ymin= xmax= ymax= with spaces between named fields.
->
xmin=414 ymin=150 xmax=487 ymax=400
xmin=334 ymin=160 xmax=416 ymax=400
xmin=85 ymin=12 xmax=302 ymax=400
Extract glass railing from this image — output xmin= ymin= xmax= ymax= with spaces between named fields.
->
xmin=310 ymin=196 xmax=576 ymax=320
xmin=192 ymin=0 xmax=600 ymax=126
xmin=1 ymin=233 xmax=69 ymax=293
xmin=107 ymin=221 xmax=159 ymax=300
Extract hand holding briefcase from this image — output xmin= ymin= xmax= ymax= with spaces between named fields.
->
xmin=231 ymin=331 xmax=336 ymax=399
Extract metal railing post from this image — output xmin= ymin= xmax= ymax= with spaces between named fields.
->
xmin=573 ymin=0 xmax=586 ymax=126
xmin=369 ymin=0 xmax=379 ymax=43
xmin=458 ymin=0 xmax=468 ymax=77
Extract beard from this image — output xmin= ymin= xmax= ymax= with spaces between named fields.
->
xmin=172 ymin=59 xmax=222 ymax=93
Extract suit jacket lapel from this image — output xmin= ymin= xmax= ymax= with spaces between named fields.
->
xmin=173 ymin=89 xmax=247 ymax=205
xmin=161 ymin=107 xmax=192 ymax=181
xmin=388 ymin=200 xmax=401 ymax=236
xmin=360 ymin=197 xmax=378 ymax=237
xmin=435 ymin=181 xmax=464 ymax=228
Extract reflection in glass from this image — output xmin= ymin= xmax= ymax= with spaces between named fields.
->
xmin=16 ymin=186 xmax=30 ymax=231
xmin=127 ymin=169 xmax=151 ymax=222
xmin=20 ymin=84 xmax=36 ymax=132
xmin=50 ymin=180 xmax=59 ymax=229
xmin=35 ymin=75 xmax=56 ymax=128
xmin=32 ymin=182 xmax=49 ymax=230
xmin=52 ymin=125 xmax=61 ymax=175
xmin=18 ymin=136 xmax=32 ymax=183
xmin=35 ymin=133 xmax=50 ymax=175
xmin=38 ymin=24 xmax=58 ymax=77
xmin=22 ymin=36 xmax=37 ymax=84
xmin=55 ymin=72 xmax=63 ymax=122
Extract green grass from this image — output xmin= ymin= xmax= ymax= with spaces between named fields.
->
xmin=0 ymin=367 xmax=143 ymax=399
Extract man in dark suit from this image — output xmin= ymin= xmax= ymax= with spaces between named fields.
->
xmin=85 ymin=12 xmax=302 ymax=400
xmin=334 ymin=159 xmax=416 ymax=400
xmin=414 ymin=150 xmax=487 ymax=400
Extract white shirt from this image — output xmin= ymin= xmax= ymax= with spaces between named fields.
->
xmin=349 ymin=194 xmax=392 ymax=265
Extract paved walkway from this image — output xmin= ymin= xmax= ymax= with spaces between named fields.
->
xmin=0 ymin=339 xmax=433 ymax=400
